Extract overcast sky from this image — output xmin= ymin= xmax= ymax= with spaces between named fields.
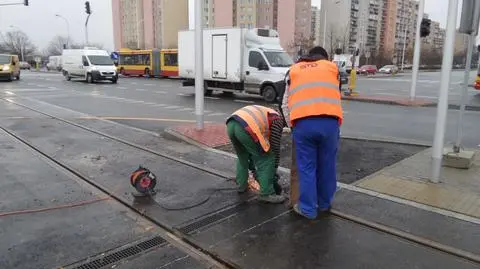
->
xmin=0 ymin=0 xmax=457 ymax=52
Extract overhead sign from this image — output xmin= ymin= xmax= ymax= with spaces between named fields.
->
xmin=459 ymin=0 xmax=480 ymax=36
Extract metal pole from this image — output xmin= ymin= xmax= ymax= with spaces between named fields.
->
xmin=322 ymin=9 xmax=327 ymax=48
xmin=56 ymin=15 xmax=70 ymax=48
xmin=401 ymin=1 xmax=408 ymax=71
xmin=85 ymin=14 xmax=91 ymax=45
xmin=195 ymin=0 xmax=204 ymax=130
xmin=431 ymin=0 xmax=459 ymax=182
xmin=409 ymin=0 xmax=425 ymax=100
xmin=20 ymin=46 xmax=24 ymax=62
xmin=454 ymin=34 xmax=475 ymax=152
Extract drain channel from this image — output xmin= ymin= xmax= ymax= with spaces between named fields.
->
xmin=65 ymin=236 xmax=167 ymax=269
xmin=179 ymin=202 xmax=249 ymax=235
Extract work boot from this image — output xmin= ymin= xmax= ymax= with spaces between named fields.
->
xmin=258 ymin=194 xmax=286 ymax=204
xmin=293 ymin=204 xmax=316 ymax=220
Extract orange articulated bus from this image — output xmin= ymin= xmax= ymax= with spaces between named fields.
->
xmin=116 ymin=48 xmax=178 ymax=78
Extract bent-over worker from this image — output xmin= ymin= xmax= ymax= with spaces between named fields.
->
xmin=281 ymin=46 xmax=343 ymax=219
xmin=226 ymin=105 xmax=285 ymax=203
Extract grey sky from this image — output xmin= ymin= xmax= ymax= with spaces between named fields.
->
xmin=0 ymin=0 xmax=455 ymax=53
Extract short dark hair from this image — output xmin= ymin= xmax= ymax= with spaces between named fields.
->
xmin=308 ymin=46 xmax=329 ymax=59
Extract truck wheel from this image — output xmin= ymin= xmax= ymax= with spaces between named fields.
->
xmin=262 ymin=85 xmax=277 ymax=103
xmin=63 ymin=71 xmax=71 ymax=81
xmin=204 ymin=82 xmax=213 ymax=96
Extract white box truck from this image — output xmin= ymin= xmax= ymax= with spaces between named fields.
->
xmin=62 ymin=47 xmax=118 ymax=83
xmin=178 ymin=28 xmax=293 ymax=102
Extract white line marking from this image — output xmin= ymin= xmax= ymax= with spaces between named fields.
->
xmin=152 ymin=104 xmax=166 ymax=107
xmin=234 ymin=99 xmax=255 ymax=104
xmin=143 ymin=102 xmax=156 ymax=105
xmin=176 ymin=108 xmax=194 ymax=111
xmin=155 ymin=91 xmax=167 ymax=94
xmin=207 ymin=112 xmax=226 ymax=116
xmin=5 ymin=91 xmax=15 ymax=95
xmin=177 ymin=93 xmax=189 ymax=96
xmin=144 ymin=84 xmax=154 ymax=86
xmin=164 ymin=105 xmax=181 ymax=109
xmin=117 ymin=86 xmax=127 ymax=89
xmin=205 ymin=96 xmax=220 ymax=100
xmin=136 ymin=88 xmax=146 ymax=91
xmin=48 ymin=87 xmax=57 ymax=90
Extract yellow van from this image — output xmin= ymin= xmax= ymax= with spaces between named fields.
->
xmin=0 ymin=54 xmax=21 ymax=81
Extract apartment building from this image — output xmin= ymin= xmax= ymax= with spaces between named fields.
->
xmin=319 ymin=0 xmax=351 ymax=54
xmin=112 ymin=0 xmax=188 ymax=50
xmin=351 ymin=0 xmax=382 ymax=55
xmin=311 ymin=6 xmax=321 ymax=46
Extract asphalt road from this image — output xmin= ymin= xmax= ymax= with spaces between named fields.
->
xmin=356 ymin=70 xmax=480 ymax=106
xmin=1 ymin=71 xmax=479 ymax=148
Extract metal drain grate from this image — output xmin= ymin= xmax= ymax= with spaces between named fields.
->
xmin=68 ymin=236 xmax=167 ymax=269
xmin=179 ymin=203 xmax=248 ymax=234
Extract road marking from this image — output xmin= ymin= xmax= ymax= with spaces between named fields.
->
xmin=205 ymin=96 xmax=220 ymax=100
xmin=5 ymin=91 xmax=15 ymax=95
xmin=207 ymin=112 xmax=226 ymax=116
xmin=164 ymin=105 xmax=181 ymax=109
xmin=131 ymin=82 xmax=138 ymax=85
xmin=155 ymin=90 xmax=167 ymax=94
xmin=176 ymin=107 xmax=194 ymax=111
xmin=48 ymin=86 xmax=57 ymax=90
xmin=143 ymin=102 xmax=157 ymax=105
xmin=117 ymin=86 xmax=127 ymax=89
xmin=152 ymin=104 xmax=166 ymax=107
xmin=234 ymin=99 xmax=255 ymax=104
xmin=144 ymin=84 xmax=154 ymax=86
xmin=77 ymin=116 xmax=212 ymax=123
xmin=177 ymin=93 xmax=189 ymax=96
xmin=136 ymin=88 xmax=146 ymax=91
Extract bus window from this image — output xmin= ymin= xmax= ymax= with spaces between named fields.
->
xmin=120 ymin=54 xmax=150 ymax=65
xmin=163 ymin=53 xmax=178 ymax=66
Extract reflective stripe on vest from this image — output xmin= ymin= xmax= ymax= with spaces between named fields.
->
xmin=231 ymin=105 xmax=278 ymax=152
xmin=287 ymin=60 xmax=343 ymax=125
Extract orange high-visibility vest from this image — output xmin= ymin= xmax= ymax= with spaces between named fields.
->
xmin=287 ymin=59 xmax=343 ymax=125
xmin=231 ymin=105 xmax=279 ymax=152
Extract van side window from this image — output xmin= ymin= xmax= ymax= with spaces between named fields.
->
xmin=248 ymin=51 xmax=266 ymax=68
xmin=82 ymin=56 xmax=89 ymax=66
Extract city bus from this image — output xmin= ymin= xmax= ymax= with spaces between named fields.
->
xmin=116 ymin=48 xmax=178 ymax=78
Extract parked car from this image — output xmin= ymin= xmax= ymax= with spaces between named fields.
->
xmin=358 ymin=65 xmax=377 ymax=75
xmin=379 ymin=65 xmax=398 ymax=74
xmin=19 ymin=61 xmax=31 ymax=70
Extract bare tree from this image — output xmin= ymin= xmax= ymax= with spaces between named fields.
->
xmin=0 ymin=30 xmax=36 ymax=61
xmin=45 ymin=35 xmax=73 ymax=56
xmin=288 ymin=33 xmax=315 ymax=57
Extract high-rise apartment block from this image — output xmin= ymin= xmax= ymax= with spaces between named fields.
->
xmin=199 ymin=0 xmax=310 ymax=56
xmin=112 ymin=0 xmax=188 ymax=50
xmin=321 ymin=0 xmax=446 ymax=63
xmin=311 ymin=6 xmax=321 ymax=46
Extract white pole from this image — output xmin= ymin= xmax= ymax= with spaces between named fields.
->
xmin=322 ymin=9 xmax=327 ymax=48
xmin=195 ymin=0 xmax=204 ymax=130
xmin=454 ymin=34 xmax=475 ymax=152
xmin=431 ymin=0 xmax=459 ymax=182
xmin=409 ymin=0 xmax=425 ymax=100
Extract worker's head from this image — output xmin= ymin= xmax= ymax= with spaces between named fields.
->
xmin=308 ymin=46 xmax=329 ymax=60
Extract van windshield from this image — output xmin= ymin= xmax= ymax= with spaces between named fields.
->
xmin=264 ymin=51 xmax=293 ymax=68
xmin=87 ymin=55 xmax=113 ymax=66
xmin=0 ymin=55 xmax=11 ymax=64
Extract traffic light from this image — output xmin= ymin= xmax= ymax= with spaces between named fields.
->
xmin=420 ymin=18 xmax=431 ymax=37
xmin=85 ymin=1 xmax=91 ymax=14
xmin=24 ymin=0 xmax=28 ymax=6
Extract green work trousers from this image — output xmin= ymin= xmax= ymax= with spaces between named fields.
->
xmin=227 ymin=120 xmax=276 ymax=196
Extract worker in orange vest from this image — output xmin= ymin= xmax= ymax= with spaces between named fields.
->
xmin=226 ymin=105 xmax=285 ymax=203
xmin=281 ymin=46 xmax=343 ymax=219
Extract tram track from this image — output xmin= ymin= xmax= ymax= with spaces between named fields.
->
xmin=1 ymin=97 xmax=480 ymax=268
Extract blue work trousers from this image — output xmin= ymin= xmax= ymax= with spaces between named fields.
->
xmin=293 ymin=116 xmax=339 ymax=218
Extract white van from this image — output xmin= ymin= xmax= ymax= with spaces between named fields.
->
xmin=62 ymin=47 xmax=118 ymax=83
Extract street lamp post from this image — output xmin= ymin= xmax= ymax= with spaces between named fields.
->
xmin=9 ymin=25 xmax=24 ymax=61
xmin=194 ymin=0 xmax=204 ymax=130
xmin=55 ymin=14 xmax=70 ymax=48
xmin=409 ymin=0 xmax=425 ymax=100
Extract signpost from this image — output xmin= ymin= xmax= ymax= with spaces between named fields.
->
xmin=431 ymin=0 xmax=478 ymax=182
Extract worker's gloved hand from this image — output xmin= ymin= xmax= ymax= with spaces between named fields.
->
xmin=273 ymin=173 xmax=282 ymax=195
